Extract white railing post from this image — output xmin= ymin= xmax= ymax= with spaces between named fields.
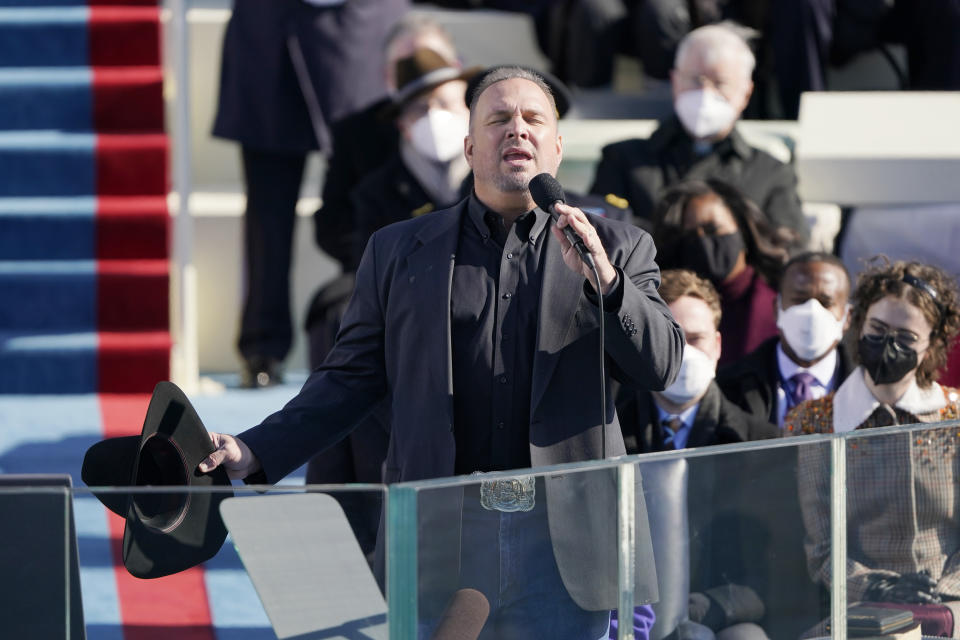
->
xmin=167 ymin=0 xmax=199 ymax=392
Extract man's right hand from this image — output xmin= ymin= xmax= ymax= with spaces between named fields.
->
xmin=199 ymin=432 xmax=262 ymax=480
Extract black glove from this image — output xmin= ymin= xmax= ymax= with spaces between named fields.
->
xmin=864 ymin=571 xmax=942 ymax=604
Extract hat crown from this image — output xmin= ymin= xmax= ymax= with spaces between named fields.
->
xmin=394 ymin=48 xmax=457 ymax=94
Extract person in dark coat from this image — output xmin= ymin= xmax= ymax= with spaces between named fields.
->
xmin=589 ymin=24 xmax=807 ymax=243
xmin=211 ymin=0 xmax=409 ymax=387
xmin=618 ymin=268 xmax=777 ymax=454
xmin=200 ymin=67 xmax=682 ymax=637
xmin=313 ymin=14 xmax=461 ymax=270
xmin=718 ymin=252 xmax=854 ymax=428
xmin=301 ymin=55 xmax=632 ymax=552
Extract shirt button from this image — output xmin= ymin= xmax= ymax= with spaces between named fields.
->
xmin=498 ymin=421 xmax=505 ymax=430
xmin=506 ymin=252 xmax=514 ymax=260
xmin=502 ymin=292 xmax=512 ymax=299
xmin=499 ymin=375 xmax=508 ymax=384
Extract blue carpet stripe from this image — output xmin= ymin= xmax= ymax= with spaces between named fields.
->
xmin=0 ymin=132 xmax=95 ymax=197
xmin=0 ymin=196 xmax=96 ymax=213
xmin=0 ymin=333 xmax=97 ymax=393
xmin=0 ymin=258 xmax=95 ymax=273
xmin=0 ymin=8 xmax=90 ymax=69
xmin=0 ymin=262 xmax=96 ymax=332
xmin=0 ymin=68 xmax=92 ymax=131
xmin=0 ymin=198 xmax=96 ymax=260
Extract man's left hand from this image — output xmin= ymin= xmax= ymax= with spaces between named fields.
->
xmin=551 ymin=202 xmax=618 ymax=294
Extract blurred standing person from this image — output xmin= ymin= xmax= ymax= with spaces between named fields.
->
xmin=589 ymin=24 xmax=807 ymax=242
xmin=651 ymin=179 xmax=795 ymax=365
xmin=212 ymin=0 xmax=409 ymax=388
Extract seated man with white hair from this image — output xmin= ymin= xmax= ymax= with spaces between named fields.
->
xmin=590 ymin=24 xmax=807 ymax=244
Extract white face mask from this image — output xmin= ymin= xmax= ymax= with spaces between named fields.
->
xmin=777 ymin=297 xmax=848 ymax=362
xmin=660 ymin=343 xmax=716 ymax=405
xmin=674 ymin=89 xmax=737 ymax=140
xmin=408 ymin=108 xmax=467 ymax=163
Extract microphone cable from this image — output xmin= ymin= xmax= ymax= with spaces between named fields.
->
xmin=528 ymin=173 xmax=609 ymax=459
xmin=590 ymin=258 xmax=607 ymax=460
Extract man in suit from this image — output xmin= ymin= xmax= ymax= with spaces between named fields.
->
xmin=201 ymin=67 xmax=683 ymax=637
xmin=588 ymin=24 xmax=807 ymax=243
xmin=617 ymin=269 xmax=776 ymax=453
xmin=717 ymin=252 xmax=852 ymax=428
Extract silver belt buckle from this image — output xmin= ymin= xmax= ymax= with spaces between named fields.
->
xmin=476 ymin=473 xmax=535 ymax=512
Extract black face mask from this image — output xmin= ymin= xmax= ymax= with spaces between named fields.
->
xmin=858 ymin=333 xmax=919 ymax=385
xmin=679 ymin=231 xmax=745 ymax=284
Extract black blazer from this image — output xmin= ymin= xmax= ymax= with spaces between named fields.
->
xmin=716 ymin=336 xmax=855 ymax=425
xmin=588 ymin=116 xmax=807 ymax=242
xmin=617 ymin=381 xmax=779 ymax=454
xmin=239 ymin=198 xmax=684 ymax=610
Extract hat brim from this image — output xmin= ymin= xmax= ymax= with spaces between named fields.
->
xmin=380 ymin=65 xmax=484 ymax=121
xmin=81 ymin=381 xmax=233 ymax=579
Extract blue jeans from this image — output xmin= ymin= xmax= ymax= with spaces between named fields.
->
xmin=419 ymin=483 xmax=611 ymax=639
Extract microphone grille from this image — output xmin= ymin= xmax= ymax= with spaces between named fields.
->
xmin=528 ymin=173 xmax=565 ymax=212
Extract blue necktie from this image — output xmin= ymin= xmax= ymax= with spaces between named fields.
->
xmin=662 ymin=416 xmax=682 ymax=449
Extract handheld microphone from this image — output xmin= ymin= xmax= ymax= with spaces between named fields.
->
xmin=430 ymin=588 xmax=490 ymax=640
xmin=528 ymin=173 xmax=595 ymax=269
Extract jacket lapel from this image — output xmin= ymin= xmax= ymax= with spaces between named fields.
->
xmin=531 ymin=225 xmax=585 ymax=413
xmin=406 ymin=206 xmax=462 ymax=404
xmin=687 ymin=383 xmax=721 ymax=448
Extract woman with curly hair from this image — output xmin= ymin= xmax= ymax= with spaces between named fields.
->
xmin=787 ymin=259 xmax=960 ymax=620
xmin=651 ymin=178 xmax=798 ymax=365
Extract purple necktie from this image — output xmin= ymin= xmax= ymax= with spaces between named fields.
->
xmin=789 ymin=372 xmax=817 ymax=408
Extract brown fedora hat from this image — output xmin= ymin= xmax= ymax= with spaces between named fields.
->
xmin=382 ymin=47 xmax=481 ymax=119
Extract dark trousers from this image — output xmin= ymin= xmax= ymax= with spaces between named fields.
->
xmin=237 ymin=146 xmax=306 ymax=363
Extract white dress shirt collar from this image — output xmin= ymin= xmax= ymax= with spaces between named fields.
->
xmin=776 ymin=341 xmax=838 ymax=388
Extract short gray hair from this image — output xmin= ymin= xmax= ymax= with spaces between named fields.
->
xmin=467 ymin=66 xmax=557 ymax=117
xmin=675 ymin=23 xmax=756 ymax=80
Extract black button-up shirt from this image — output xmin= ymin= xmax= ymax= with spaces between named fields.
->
xmin=451 ymin=194 xmax=549 ymax=474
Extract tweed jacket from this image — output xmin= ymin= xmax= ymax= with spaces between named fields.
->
xmin=786 ymin=368 xmax=960 ymax=601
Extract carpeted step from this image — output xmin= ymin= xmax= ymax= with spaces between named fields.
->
xmin=0 ymin=67 xmax=163 ymax=132
xmin=0 ymin=131 xmax=167 ymax=197
xmin=0 ymin=329 xmax=169 ymax=393
xmin=0 ymin=259 xmax=168 ymax=332
xmin=0 ymin=6 xmax=160 ymax=68
xmin=0 ymin=196 xmax=169 ymax=261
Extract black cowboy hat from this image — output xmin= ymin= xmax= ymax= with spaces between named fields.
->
xmin=464 ymin=64 xmax=573 ymax=119
xmin=381 ymin=47 xmax=482 ymax=120
xmin=82 ymin=381 xmax=232 ymax=579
